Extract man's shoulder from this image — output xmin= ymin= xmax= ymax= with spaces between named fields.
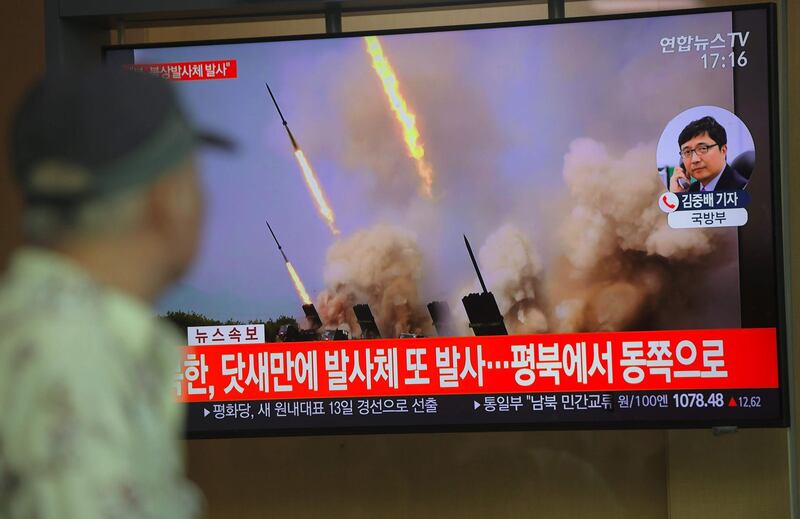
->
xmin=0 ymin=248 xmax=171 ymax=351
xmin=0 ymin=267 xmax=108 ymax=344
xmin=0 ymin=268 xmax=139 ymax=393
xmin=0 ymin=300 xmax=115 ymax=387
xmin=717 ymin=164 xmax=748 ymax=190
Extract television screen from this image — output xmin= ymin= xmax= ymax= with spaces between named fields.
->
xmin=105 ymin=4 xmax=784 ymax=437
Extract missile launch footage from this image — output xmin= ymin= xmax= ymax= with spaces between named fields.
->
xmin=364 ymin=36 xmax=435 ymax=199
xmin=152 ymin=13 xmax=744 ymax=341
xmin=266 ymin=220 xmax=312 ymax=306
xmin=266 ymin=83 xmax=340 ymax=236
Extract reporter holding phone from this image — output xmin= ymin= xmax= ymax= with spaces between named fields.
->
xmin=669 ymin=116 xmax=749 ymax=193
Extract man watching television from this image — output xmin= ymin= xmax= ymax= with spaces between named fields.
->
xmin=0 ymin=68 xmax=229 ymax=518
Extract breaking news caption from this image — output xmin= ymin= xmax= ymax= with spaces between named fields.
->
xmin=176 ymin=327 xmax=779 ymax=436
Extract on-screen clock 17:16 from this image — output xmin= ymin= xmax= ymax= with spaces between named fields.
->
xmin=702 ymin=51 xmax=748 ymax=69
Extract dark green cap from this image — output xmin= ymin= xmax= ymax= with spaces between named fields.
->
xmin=10 ymin=67 xmax=231 ymax=205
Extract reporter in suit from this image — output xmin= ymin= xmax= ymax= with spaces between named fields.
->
xmin=669 ymin=116 xmax=749 ymax=193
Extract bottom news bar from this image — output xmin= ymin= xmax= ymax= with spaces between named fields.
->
xmin=185 ymin=388 xmax=781 ymax=437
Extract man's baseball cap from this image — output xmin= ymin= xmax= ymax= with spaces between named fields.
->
xmin=10 ymin=67 xmax=231 ymax=205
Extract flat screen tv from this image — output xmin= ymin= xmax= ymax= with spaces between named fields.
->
xmin=105 ymin=3 xmax=785 ymax=437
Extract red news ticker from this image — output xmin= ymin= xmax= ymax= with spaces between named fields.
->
xmin=124 ymin=60 xmax=237 ymax=81
xmin=176 ymin=327 xmax=778 ymax=402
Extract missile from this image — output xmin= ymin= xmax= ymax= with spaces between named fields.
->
xmin=464 ymin=234 xmax=488 ymax=294
xmin=265 ymin=82 xmax=299 ymax=151
xmin=266 ymin=220 xmax=289 ymax=263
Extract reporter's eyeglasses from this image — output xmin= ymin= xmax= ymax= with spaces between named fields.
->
xmin=680 ymin=143 xmax=720 ymax=159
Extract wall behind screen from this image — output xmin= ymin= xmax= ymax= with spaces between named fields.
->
xmin=2 ymin=1 xmax=796 ymax=518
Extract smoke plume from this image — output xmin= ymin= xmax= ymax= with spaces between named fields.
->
xmin=478 ymin=224 xmax=549 ymax=334
xmin=316 ymin=224 xmax=433 ymax=337
xmin=551 ymin=138 xmax=728 ymax=332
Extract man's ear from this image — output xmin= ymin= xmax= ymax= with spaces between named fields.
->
xmin=142 ymin=159 xmax=197 ymax=237
xmin=142 ymin=172 xmax=180 ymax=238
xmin=721 ymin=143 xmax=728 ymax=158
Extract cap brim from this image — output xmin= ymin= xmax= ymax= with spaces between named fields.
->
xmin=198 ymin=130 xmax=235 ymax=152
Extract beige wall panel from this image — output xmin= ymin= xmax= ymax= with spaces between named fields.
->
xmin=567 ymin=0 xmax=767 ymax=17
xmin=667 ymin=428 xmax=791 ymax=518
xmin=188 ymin=429 xmax=668 ymax=518
xmin=116 ymin=17 xmax=325 ymax=46
xmin=343 ymin=3 xmax=547 ymax=32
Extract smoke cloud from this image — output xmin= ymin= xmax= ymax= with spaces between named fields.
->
xmin=478 ymin=224 xmax=549 ymax=334
xmin=315 ymin=138 xmax=733 ymax=337
xmin=550 ymin=138 xmax=728 ymax=332
xmin=311 ymin=33 xmax=737 ymax=337
xmin=316 ymin=224 xmax=433 ymax=337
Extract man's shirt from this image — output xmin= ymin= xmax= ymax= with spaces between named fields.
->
xmin=0 ymin=248 xmax=200 ymax=518
xmin=698 ymin=165 xmax=725 ymax=192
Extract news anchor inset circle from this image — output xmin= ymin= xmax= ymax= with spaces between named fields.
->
xmin=657 ymin=106 xmax=755 ymax=194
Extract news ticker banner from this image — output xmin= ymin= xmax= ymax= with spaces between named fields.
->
xmin=185 ymin=389 xmax=780 ymax=434
xmin=175 ymin=328 xmax=778 ymax=403
xmin=124 ymin=60 xmax=238 ymax=81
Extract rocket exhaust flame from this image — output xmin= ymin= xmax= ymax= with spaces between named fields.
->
xmin=265 ymin=219 xmax=312 ymax=305
xmin=364 ymin=36 xmax=435 ymax=198
xmin=286 ymin=260 xmax=312 ymax=305
xmin=265 ymin=83 xmax=340 ymax=235
xmin=294 ymin=149 xmax=340 ymax=235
